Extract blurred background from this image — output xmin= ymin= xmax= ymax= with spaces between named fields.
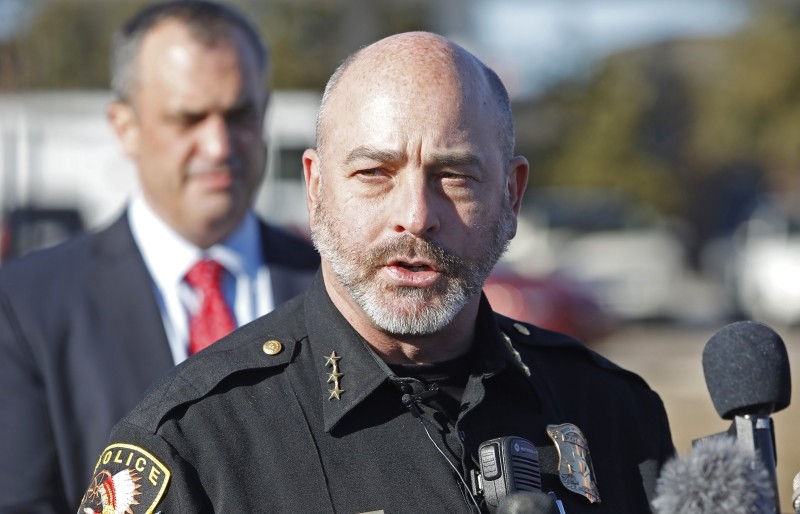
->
xmin=1 ymin=0 xmax=799 ymax=510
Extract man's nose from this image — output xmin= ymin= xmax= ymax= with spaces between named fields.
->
xmin=391 ymin=174 xmax=440 ymax=237
xmin=197 ymin=114 xmax=231 ymax=161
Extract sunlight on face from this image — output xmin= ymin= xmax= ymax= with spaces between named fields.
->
xmin=311 ymin=187 xmax=515 ymax=335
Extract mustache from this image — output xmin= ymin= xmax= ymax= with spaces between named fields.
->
xmin=368 ymin=236 xmax=465 ymax=275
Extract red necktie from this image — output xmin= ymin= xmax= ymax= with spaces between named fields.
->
xmin=185 ymin=259 xmax=236 ymax=355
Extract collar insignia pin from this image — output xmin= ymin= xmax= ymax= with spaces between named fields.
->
xmin=502 ymin=332 xmax=531 ymax=377
xmin=546 ymin=423 xmax=601 ymax=504
xmin=324 ymin=351 xmax=344 ymax=400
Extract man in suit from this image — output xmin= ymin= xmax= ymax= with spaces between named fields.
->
xmin=0 ymin=1 xmax=318 ymax=511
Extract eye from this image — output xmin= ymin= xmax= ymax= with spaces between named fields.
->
xmin=355 ymin=168 xmax=389 ymax=180
xmin=440 ymin=170 xmax=474 ymax=185
xmin=174 ymin=112 xmax=206 ymax=127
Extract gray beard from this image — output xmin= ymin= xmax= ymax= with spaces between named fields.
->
xmin=311 ymin=191 xmax=515 ymax=336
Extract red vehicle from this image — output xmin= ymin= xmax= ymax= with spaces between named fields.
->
xmin=484 ymin=268 xmax=617 ymax=344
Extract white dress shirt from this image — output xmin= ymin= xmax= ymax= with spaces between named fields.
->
xmin=128 ymin=195 xmax=274 ymax=364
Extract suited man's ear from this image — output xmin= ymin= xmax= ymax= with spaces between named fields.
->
xmin=107 ymin=101 xmax=141 ymax=159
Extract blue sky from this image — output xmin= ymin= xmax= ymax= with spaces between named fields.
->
xmin=0 ymin=0 xmax=33 ymax=42
xmin=468 ymin=0 xmax=749 ymax=98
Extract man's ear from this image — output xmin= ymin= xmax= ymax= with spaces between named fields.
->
xmin=303 ymin=148 xmax=321 ymax=220
xmin=107 ymin=101 xmax=140 ymax=159
xmin=505 ymin=156 xmax=530 ymax=238
xmin=507 ymin=156 xmax=529 ymax=216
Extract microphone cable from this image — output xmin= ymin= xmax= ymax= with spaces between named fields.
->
xmin=402 ymin=388 xmax=482 ymax=513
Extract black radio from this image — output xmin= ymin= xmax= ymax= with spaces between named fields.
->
xmin=471 ymin=436 xmax=563 ymax=513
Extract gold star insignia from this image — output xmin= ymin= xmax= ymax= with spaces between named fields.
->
xmin=324 ymin=351 xmax=341 ymax=367
xmin=324 ymin=350 xmax=344 ymax=400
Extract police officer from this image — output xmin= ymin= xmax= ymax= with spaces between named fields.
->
xmin=78 ymin=31 xmax=674 ymax=513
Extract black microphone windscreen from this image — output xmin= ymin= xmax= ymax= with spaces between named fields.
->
xmin=651 ymin=436 xmax=774 ymax=514
xmin=496 ymin=491 xmax=560 ymax=514
xmin=702 ymin=320 xmax=791 ymax=419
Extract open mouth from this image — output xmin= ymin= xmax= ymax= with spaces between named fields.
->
xmin=397 ymin=263 xmax=431 ymax=272
xmin=384 ymin=258 xmax=442 ymax=287
xmin=392 ymin=258 xmax=438 ymax=272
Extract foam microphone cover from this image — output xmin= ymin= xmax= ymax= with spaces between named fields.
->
xmin=651 ymin=436 xmax=774 ymax=514
xmin=496 ymin=491 xmax=560 ymax=514
xmin=702 ymin=320 xmax=791 ymax=419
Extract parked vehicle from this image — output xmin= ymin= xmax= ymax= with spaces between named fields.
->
xmin=0 ymin=207 xmax=84 ymax=263
xmin=506 ymin=188 xmax=689 ymax=321
xmin=729 ymin=193 xmax=800 ymax=326
xmin=484 ymin=267 xmax=617 ymax=344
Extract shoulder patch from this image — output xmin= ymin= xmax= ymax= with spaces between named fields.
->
xmin=78 ymin=443 xmax=171 ymax=514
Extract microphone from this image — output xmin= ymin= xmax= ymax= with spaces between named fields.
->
xmin=792 ymin=471 xmax=800 ymax=514
xmin=496 ymin=491 xmax=560 ymax=514
xmin=702 ymin=320 xmax=791 ymax=419
xmin=700 ymin=320 xmax=791 ymax=513
xmin=651 ymin=435 xmax=775 ymax=514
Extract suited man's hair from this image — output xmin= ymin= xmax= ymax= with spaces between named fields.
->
xmin=111 ymin=0 xmax=269 ymax=102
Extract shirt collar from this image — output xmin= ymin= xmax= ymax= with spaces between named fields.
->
xmin=303 ymin=273 xmax=513 ymax=433
xmin=128 ymin=194 xmax=260 ymax=285
xmin=304 ymin=274 xmax=391 ymax=433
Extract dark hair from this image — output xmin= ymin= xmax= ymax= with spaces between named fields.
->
xmin=111 ymin=0 xmax=269 ymax=102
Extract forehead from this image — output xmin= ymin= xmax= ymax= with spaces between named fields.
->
xmin=324 ymin=50 xmax=497 ymax=159
xmin=133 ymin=20 xmax=263 ymax=106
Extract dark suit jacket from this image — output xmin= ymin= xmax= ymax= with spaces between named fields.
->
xmin=0 ymin=212 xmax=319 ymax=512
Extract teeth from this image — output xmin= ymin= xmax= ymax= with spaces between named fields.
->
xmin=400 ymin=264 xmax=427 ymax=271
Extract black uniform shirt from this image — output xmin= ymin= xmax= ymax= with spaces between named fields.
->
xmin=77 ymin=273 xmax=674 ymax=513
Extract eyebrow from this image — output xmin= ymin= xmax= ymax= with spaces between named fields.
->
xmin=344 ymin=146 xmax=484 ymax=171
xmin=429 ymin=152 xmax=483 ymax=170
xmin=343 ymin=146 xmax=404 ymax=166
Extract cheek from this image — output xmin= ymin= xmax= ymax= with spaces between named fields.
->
xmin=141 ymin=129 xmax=189 ymax=169
xmin=341 ymin=197 xmax=381 ymax=235
xmin=233 ymin=126 xmax=262 ymax=152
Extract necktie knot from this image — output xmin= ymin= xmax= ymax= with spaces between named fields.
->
xmin=185 ymin=258 xmax=235 ymax=355
xmin=185 ymin=258 xmax=225 ymax=292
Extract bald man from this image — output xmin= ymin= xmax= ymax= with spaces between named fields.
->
xmin=77 ymin=32 xmax=674 ymax=513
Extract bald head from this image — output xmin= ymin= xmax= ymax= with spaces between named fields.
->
xmin=316 ymin=32 xmax=514 ymax=163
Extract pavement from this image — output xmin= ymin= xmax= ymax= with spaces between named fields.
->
xmin=593 ymin=323 xmax=800 ymax=513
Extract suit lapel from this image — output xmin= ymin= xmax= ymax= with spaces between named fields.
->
xmin=258 ymin=222 xmax=319 ymax=306
xmin=88 ymin=214 xmax=174 ymax=388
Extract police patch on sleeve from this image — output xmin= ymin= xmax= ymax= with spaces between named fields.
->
xmin=78 ymin=443 xmax=171 ymax=514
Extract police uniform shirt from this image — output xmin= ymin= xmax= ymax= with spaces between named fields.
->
xmin=78 ymin=272 xmax=674 ymax=513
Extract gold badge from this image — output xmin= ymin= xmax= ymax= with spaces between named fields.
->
xmin=546 ymin=423 xmax=601 ymax=504
xmin=324 ymin=351 xmax=344 ymax=400
xmin=78 ymin=443 xmax=171 ymax=514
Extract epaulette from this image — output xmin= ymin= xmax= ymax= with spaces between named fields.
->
xmin=126 ymin=295 xmax=308 ymax=432
xmin=494 ymin=313 xmax=656 ymax=391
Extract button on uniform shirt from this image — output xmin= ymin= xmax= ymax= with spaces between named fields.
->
xmin=129 ymin=195 xmax=273 ymax=363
